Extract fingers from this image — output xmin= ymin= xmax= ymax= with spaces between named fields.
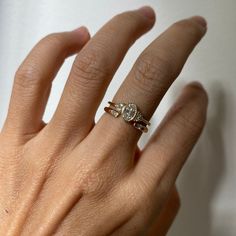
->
xmin=3 ymin=28 xmax=90 ymax=137
xmin=147 ymin=186 xmax=180 ymax=236
xmin=134 ymin=82 xmax=208 ymax=198
xmin=97 ymin=16 xmax=207 ymax=148
xmin=48 ymin=7 xmax=156 ymax=141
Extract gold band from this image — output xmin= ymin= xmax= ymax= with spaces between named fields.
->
xmin=104 ymin=101 xmax=151 ymax=133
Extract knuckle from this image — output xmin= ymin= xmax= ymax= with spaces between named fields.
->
xmin=38 ymin=32 xmax=74 ymax=59
xmin=111 ymin=179 xmax=147 ymax=216
xmin=113 ymin=11 xmax=138 ymax=24
xmin=41 ymin=32 xmax=65 ymax=48
xmin=173 ymin=19 xmax=203 ymax=38
xmin=74 ymin=149 xmax=117 ymax=198
xmin=129 ymin=186 xmax=154 ymax=225
xmin=14 ymin=64 xmax=41 ymax=90
xmin=70 ymin=50 xmax=110 ymax=90
xmin=182 ymin=115 xmax=204 ymax=135
xmin=121 ymin=186 xmax=143 ymax=215
xmin=177 ymin=103 xmax=206 ymax=134
xmin=14 ymin=33 xmax=67 ymax=90
xmin=129 ymin=179 xmax=153 ymax=211
xmin=133 ymin=52 xmax=173 ymax=94
xmin=80 ymin=169 xmax=106 ymax=196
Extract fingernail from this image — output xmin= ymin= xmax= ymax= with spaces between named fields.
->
xmin=136 ymin=6 xmax=155 ymax=20
xmin=72 ymin=26 xmax=90 ymax=41
xmin=189 ymin=16 xmax=207 ymax=28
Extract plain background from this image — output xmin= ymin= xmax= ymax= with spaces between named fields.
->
xmin=0 ymin=0 xmax=235 ymax=235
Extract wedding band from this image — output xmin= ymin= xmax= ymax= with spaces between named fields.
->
xmin=104 ymin=101 xmax=151 ymax=133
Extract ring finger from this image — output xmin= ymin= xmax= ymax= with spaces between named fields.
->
xmin=96 ymin=16 xmax=207 ymax=149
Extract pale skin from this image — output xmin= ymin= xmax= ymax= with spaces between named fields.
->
xmin=0 ymin=6 xmax=208 ymax=236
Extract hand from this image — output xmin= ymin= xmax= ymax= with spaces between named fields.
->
xmin=0 ymin=6 xmax=208 ymax=236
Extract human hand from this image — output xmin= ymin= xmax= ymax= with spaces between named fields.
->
xmin=0 ymin=6 xmax=208 ymax=236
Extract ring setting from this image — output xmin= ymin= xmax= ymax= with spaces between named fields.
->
xmin=104 ymin=101 xmax=151 ymax=133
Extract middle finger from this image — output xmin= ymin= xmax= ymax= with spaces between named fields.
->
xmin=48 ymin=7 xmax=156 ymax=142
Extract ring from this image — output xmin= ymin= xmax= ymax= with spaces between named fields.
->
xmin=104 ymin=101 xmax=151 ymax=133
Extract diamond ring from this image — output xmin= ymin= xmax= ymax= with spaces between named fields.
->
xmin=104 ymin=101 xmax=151 ymax=133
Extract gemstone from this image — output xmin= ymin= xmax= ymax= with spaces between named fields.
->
xmin=110 ymin=110 xmax=119 ymax=117
xmin=115 ymin=103 xmax=125 ymax=112
xmin=122 ymin=103 xmax=137 ymax=121
xmin=134 ymin=122 xmax=143 ymax=129
xmin=134 ymin=111 xmax=142 ymax=122
xmin=134 ymin=122 xmax=147 ymax=132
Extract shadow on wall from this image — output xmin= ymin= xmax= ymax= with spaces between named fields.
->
xmin=169 ymin=82 xmax=226 ymax=236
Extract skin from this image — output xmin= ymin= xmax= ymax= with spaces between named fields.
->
xmin=0 ymin=6 xmax=208 ymax=236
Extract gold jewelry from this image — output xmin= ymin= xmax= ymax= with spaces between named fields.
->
xmin=104 ymin=101 xmax=150 ymax=133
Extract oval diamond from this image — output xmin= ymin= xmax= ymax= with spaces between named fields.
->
xmin=122 ymin=103 xmax=137 ymax=121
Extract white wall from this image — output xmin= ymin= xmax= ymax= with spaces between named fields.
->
xmin=0 ymin=0 xmax=235 ymax=235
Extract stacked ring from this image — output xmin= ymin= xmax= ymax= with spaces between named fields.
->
xmin=104 ymin=101 xmax=151 ymax=133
